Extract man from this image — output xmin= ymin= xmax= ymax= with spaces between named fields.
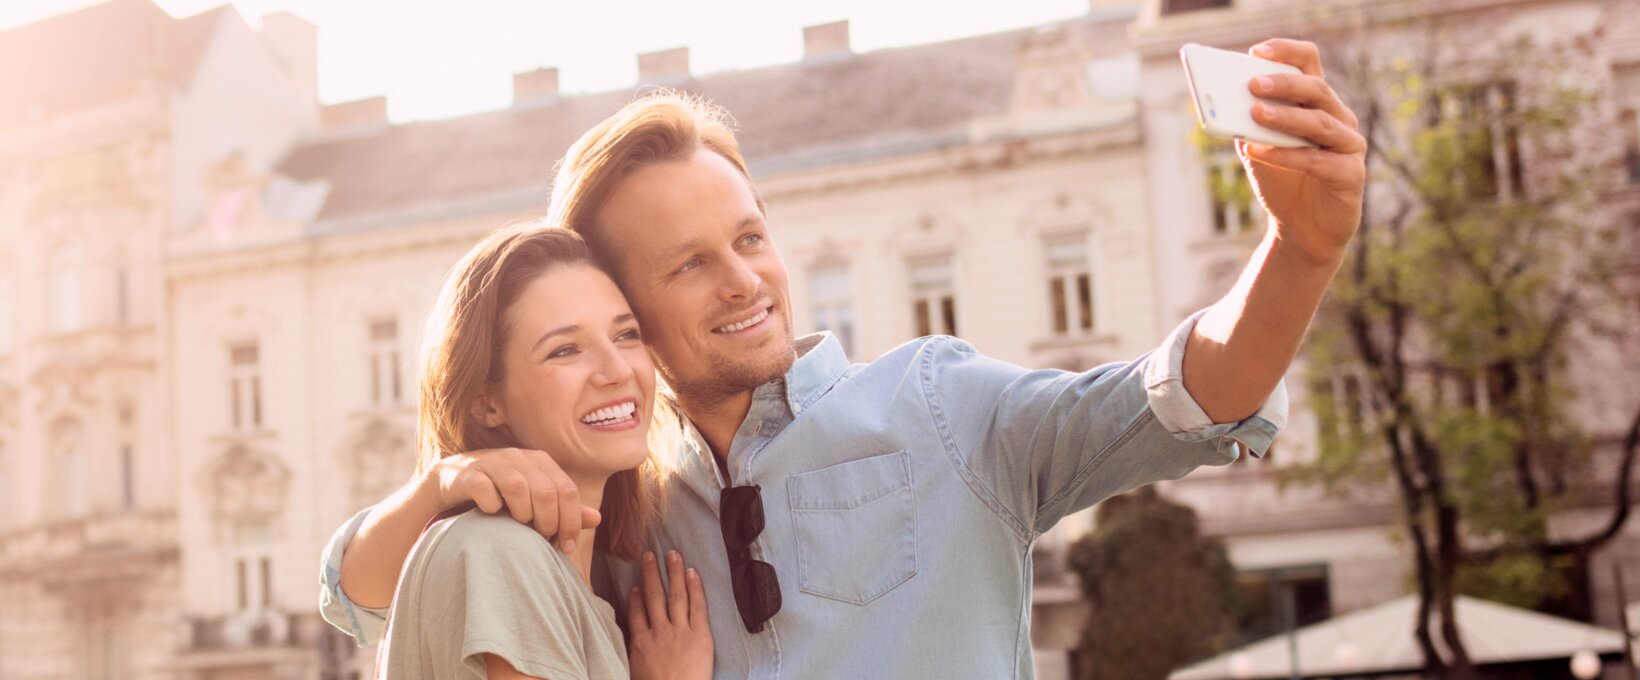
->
xmin=321 ymin=39 xmax=1364 ymax=678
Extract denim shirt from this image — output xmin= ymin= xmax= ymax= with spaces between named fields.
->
xmin=319 ymin=310 xmax=1286 ymax=679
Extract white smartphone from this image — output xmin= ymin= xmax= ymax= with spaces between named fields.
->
xmin=1179 ymin=43 xmax=1315 ymax=149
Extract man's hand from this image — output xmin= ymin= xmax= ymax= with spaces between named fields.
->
xmin=629 ymin=550 xmax=713 ymax=680
xmin=421 ymin=448 xmax=600 ymax=553
xmin=1238 ymin=38 xmax=1366 ymax=266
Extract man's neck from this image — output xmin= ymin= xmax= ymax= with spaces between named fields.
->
xmin=676 ymin=388 xmax=755 ymax=478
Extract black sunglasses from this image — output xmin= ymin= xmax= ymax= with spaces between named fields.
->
xmin=719 ymin=485 xmax=782 ymax=633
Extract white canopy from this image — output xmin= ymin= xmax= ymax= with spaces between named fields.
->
xmin=1170 ymin=595 xmax=1628 ymax=680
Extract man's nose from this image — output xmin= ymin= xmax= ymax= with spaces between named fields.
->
xmin=718 ymin=253 xmax=761 ymax=301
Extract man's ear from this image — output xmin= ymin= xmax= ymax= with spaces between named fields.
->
xmin=469 ymin=388 xmax=506 ymax=429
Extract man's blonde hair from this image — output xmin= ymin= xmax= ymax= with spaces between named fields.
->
xmin=546 ymin=90 xmax=763 ymax=272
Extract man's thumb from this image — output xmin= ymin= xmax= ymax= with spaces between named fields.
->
xmin=581 ymin=506 xmax=603 ymax=530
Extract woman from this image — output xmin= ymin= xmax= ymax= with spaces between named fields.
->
xmin=376 ymin=225 xmax=711 ymax=680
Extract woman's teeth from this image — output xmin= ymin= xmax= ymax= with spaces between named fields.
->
xmin=581 ymin=401 xmax=637 ymax=425
xmin=715 ymin=308 xmax=769 ymax=333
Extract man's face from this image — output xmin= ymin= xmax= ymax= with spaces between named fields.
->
xmin=593 ymin=146 xmax=796 ymax=402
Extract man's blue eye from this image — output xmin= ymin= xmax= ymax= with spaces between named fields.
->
xmin=742 ymin=234 xmax=764 ymax=246
xmin=679 ymin=258 xmax=701 ymax=272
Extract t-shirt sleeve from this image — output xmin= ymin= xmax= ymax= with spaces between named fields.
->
xmin=411 ymin=513 xmax=598 ymax=680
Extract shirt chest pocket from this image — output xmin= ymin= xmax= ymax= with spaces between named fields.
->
xmin=786 ymin=450 xmax=917 ymax=605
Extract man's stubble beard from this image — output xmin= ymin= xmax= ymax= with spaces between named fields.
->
xmin=661 ymin=328 xmax=798 ymax=409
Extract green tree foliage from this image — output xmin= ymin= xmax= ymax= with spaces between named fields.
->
xmin=1288 ymin=10 xmax=1640 ymax=677
xmin=1067 ymin=487 xmax=1239 ymax=680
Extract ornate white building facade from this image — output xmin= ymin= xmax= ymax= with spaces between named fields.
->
xmin=0 ymin=0 xmax=1636 ymax=678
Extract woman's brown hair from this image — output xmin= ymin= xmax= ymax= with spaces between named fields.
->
xmin=414 ymin=224 xmax=671 ymax=560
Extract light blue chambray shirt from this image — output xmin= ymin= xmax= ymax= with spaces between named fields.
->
xmin=320 ymin=310 xmax=1286 ymax=679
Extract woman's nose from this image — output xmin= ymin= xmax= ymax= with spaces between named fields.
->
xmin=592 ymin=341 xmax=636 ymax=386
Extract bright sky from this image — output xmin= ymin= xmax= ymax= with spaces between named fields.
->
xmin=2 ymin=0 xmax=1090 ymax=122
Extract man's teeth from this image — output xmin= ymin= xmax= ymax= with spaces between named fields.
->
xmin=581 ymin=401 xmax=637 ymax=425
xmin=715 ymin=308 xmax=770 ymax=333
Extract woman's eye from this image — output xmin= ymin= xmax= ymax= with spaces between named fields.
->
xmin=616 ymin=328 xmax=641 ymax=342
xmin=547 ymin=345 xmax=578 ymax=360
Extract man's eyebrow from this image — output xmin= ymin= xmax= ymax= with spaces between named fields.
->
xmin=531 ymin=324 xmax=579 ymax=354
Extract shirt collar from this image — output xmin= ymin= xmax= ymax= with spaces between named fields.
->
xmin=782 ymin=331 xmax=850 ymax=415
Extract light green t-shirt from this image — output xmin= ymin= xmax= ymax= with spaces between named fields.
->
xmin=380 ymin=510 xmax=628 ymax=679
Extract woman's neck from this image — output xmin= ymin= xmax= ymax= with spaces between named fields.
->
xmin=567 ymin=474 xmax=606 ymax=585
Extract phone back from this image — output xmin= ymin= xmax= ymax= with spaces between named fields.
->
xmin=1180 ymin=43 xmax=1313 ymax=148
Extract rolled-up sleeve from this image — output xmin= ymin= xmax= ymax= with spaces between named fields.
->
xmin=319 ymin=507 xmax=390 ymax=646
xmin=1143 ymin=308 xmax=1288 ymax=459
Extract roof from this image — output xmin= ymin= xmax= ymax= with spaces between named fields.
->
xmin=275 ymin=28 xmax=1025 ymax=226
xmin=0 ymin=0 xmax=228 ymax=126
xmin=276 ymin=14 xmax=1140 ymax=228
xmin=1170 ymin=596 xmax=1629 ymax=680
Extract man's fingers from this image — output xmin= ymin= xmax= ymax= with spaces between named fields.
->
xmin=1251 ymin=102 xmax=1364 ymax=153
xmin=1249 ymin=73 xmax=1358 ymax=130
xmin=666 ymin=551 xmax=689 ymax=625
xmin=641 ymin=551 xmax=669 ymax=627
xmin=627 ymin=586 xmax=650 ymax=633
xmin=1251 ymin=38 xmax=1323 ymax=77
xmin=686 ymin=567 xmax=709 ymax=631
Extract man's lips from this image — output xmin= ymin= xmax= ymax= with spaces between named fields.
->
xmin=712 ymin=305 xmax=773 ymax=334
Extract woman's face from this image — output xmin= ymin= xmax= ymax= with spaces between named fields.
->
xmin=489 ymin=263 xmax=656 ymax=481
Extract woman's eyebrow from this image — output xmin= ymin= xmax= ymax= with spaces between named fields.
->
xmin=531 ymin=324 xmax=579 ymax=354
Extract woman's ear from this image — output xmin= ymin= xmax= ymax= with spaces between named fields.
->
xmin=469 ymin=388 xmax=506 ymax=429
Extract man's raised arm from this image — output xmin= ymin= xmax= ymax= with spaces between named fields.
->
xmin=1180 ymin=39 xmax=1366 ymax=423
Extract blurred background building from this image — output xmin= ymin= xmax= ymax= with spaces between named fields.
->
xmin=0 ymin=0 xmax=1635 ymax=678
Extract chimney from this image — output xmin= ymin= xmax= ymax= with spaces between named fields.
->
xmin=637 ymin=47 xmax=691 ymax=84
xmin=803 ymin=21 xmax=852 ymax=61
xmin=321 ymin=96 xmax=388 ymax=130
xmin=258 ymin=12 xmax=319 ymax=106
xmin=513 ymin=67 xmax=560 ymax=105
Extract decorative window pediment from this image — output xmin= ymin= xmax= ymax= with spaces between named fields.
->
xmin=204 ymin=445 xmax=289 ymax=521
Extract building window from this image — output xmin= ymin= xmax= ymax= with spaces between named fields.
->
xmin=120 ymin=444 xmax=135 ymax=510
xmin=48 ymin=245 xmax=85 ymax=334
xmin=1044 ymin=233 xmax=1094 ymax=335
xmin=0 ymin=441 xmax=9 ymax=530
xmin=115 ymin=265 xmax=130 ymax=326
xmin=1204 ymin=143 xmax=1259 ymax=236
xmin=0 ymin=274 xmax=13 ymax=354
xmin=49 ymin=419 xmax=87 ymax=518
xmin=367 ymin=319 xmax=401 ymax=406
xmin=86 ymin=619 xmax=125 ymax=680
xmin=1441 ymin=82 xmax=1524 ymax=200
xmin=1161 ymin=0 xmax=1230 ymax=14
xmin=808 ymin=263 xmax=855 ymax=355
xmin=231 ymin=519 xmax=275 ymax=612
xmin=908 ymin=256 xmax=957 ymax=337
xmin=1233 ymin=564 xmax=1332 ymax=647
xmin=1621 ymin=109 xmax=1640 ymax=185
xmin=229 ymin=342 xmax=262 ymax=431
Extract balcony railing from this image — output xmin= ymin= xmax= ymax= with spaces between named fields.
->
xmin=0 ymin=509 xmax=177 ymax=572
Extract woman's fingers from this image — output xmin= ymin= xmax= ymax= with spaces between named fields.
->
xmin=641 ymin=551 xmax=669 ymax=627
xmin=666 ymin=551 xmax=689 ymax=625
xmin=627 ymin=586 xmax=649 ymax=633
xmin=686 ymin=567 xmax=709 ymax=631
